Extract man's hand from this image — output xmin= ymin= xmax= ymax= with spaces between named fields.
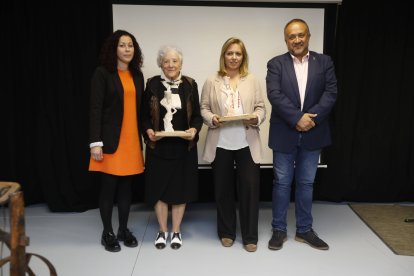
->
xmin=296 ymin=113 xmax=317 ymax=132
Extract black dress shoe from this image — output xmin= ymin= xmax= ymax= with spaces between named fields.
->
xmin=101 ymin=231 xmax=121 ymax=252
xmin=268 ymin=229 xmax=287 ymax=250
xmin=295 ymin=229 xmax=329 ymax=250
xmin=117 ymin=228 xmax=138 ymax=248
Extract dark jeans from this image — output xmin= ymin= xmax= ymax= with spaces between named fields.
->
xmin=271 ymin=146 xmax=321 ymax=233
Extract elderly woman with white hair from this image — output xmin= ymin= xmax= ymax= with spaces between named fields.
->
xmin=141 ymin=45 xmax=202 ymax=250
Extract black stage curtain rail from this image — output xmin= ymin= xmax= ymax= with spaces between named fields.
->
xmin=1 ymin=0 xmax=413 ymax=212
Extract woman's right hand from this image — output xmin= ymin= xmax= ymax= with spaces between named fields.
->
xmin=212 ymin=115 xmax=221 ymax=127
xmin=147 ymin=129 xmax=161 ymax=141
xmin=90 ymin=146 xmax=103 ymax=161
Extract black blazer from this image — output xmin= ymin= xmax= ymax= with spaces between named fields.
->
xmin=141 ymin=75 xmax=203 ymax=152
xmin=89 ymin=66 xmax=144 ymax=154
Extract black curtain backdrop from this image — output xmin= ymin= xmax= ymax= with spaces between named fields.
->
xmin=2 ymin=1 xmax=114 ymax=211
xmin=1 ymin=0 xmax=413 ymax=212
xmin=319 ymin=0 xmax=414 ymax=202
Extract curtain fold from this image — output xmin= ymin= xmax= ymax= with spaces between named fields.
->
xmin=319 ymin=0 xmax=414 ymax=202
xmin=2 ymin=1 xmax=113 ymax=211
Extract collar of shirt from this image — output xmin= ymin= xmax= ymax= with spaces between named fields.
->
xmin=290 ymin=51 xmax=310 ymax=64
xmin=160 ymin=72 xmax=182 ymax=87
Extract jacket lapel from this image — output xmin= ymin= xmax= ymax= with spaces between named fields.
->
xmin=304 ymin=53 xmax=316 ymax=107
xmin=284 ymin=53 xmax=301 ymax=106
xmin=113 ymin=71 xmax=124 ymax=102
xmin=214 ymin=76 xmax=226 ymax=115
xmin=238 ymin=76 xmax=249 ymax=113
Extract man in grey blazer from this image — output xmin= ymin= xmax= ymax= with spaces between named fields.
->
xmin=266 ymin=19 xmax=337 ymax=251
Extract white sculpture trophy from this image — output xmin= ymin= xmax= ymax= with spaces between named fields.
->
xmin=160 ymin=86 xmax=177 ymax=132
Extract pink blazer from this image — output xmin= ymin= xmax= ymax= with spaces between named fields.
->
xmin=200 ymin=73 xmax=266 ymax=163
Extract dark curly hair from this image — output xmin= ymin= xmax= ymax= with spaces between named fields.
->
xmin=99 ymin=30 xmax=143 ymax=74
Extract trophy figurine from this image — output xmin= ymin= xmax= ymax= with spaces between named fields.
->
xmin=160 ymin=87 xmax=177 ymax=132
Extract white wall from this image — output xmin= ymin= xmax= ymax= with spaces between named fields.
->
xmin=113 ymin=4 xmax=325 ymax=166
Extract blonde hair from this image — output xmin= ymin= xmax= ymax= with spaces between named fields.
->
xmin=218 ymin=37 xmax=249 ymax=77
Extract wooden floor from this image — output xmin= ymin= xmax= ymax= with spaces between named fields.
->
xmin=1 ymin=202 xmax=413 ymax=276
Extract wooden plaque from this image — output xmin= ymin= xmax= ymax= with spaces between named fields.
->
xmin=154 ymin=131 xmax=192 ymax=137
xmin=218 ymin=114 xmax=256 ymax=122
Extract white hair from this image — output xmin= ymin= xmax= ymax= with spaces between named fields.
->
xmin=156 ymin=45 xmax=183 ymax=67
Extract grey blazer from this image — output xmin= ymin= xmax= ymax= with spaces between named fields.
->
xmin=200 ymin=73 xmax=266 ymax=163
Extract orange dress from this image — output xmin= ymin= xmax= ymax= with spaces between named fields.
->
xmin=89 ymin=70 xmax=144 ymax=176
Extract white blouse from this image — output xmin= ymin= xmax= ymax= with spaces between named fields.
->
xmin=217 ymin=76 xmax=248 ymax=150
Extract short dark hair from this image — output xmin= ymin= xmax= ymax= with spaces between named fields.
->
xmin=284 ymin=18 xmax=311 ymax=35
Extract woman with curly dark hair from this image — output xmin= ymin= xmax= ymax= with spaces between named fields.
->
xmin=89 ymin=30 xmax=144 ymax=252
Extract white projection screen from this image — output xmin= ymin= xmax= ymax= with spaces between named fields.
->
xmin=113 ymin=3 xmax=325 ymax=167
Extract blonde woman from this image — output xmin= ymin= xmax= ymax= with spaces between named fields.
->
xmin=201 ymin=37 xmax=266 ymax=252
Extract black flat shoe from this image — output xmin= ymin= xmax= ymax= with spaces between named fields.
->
xmin=117 ymin=228 xmax=138 ymax=248
xmin=101 ymin=231 xmax=121 ymax=252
